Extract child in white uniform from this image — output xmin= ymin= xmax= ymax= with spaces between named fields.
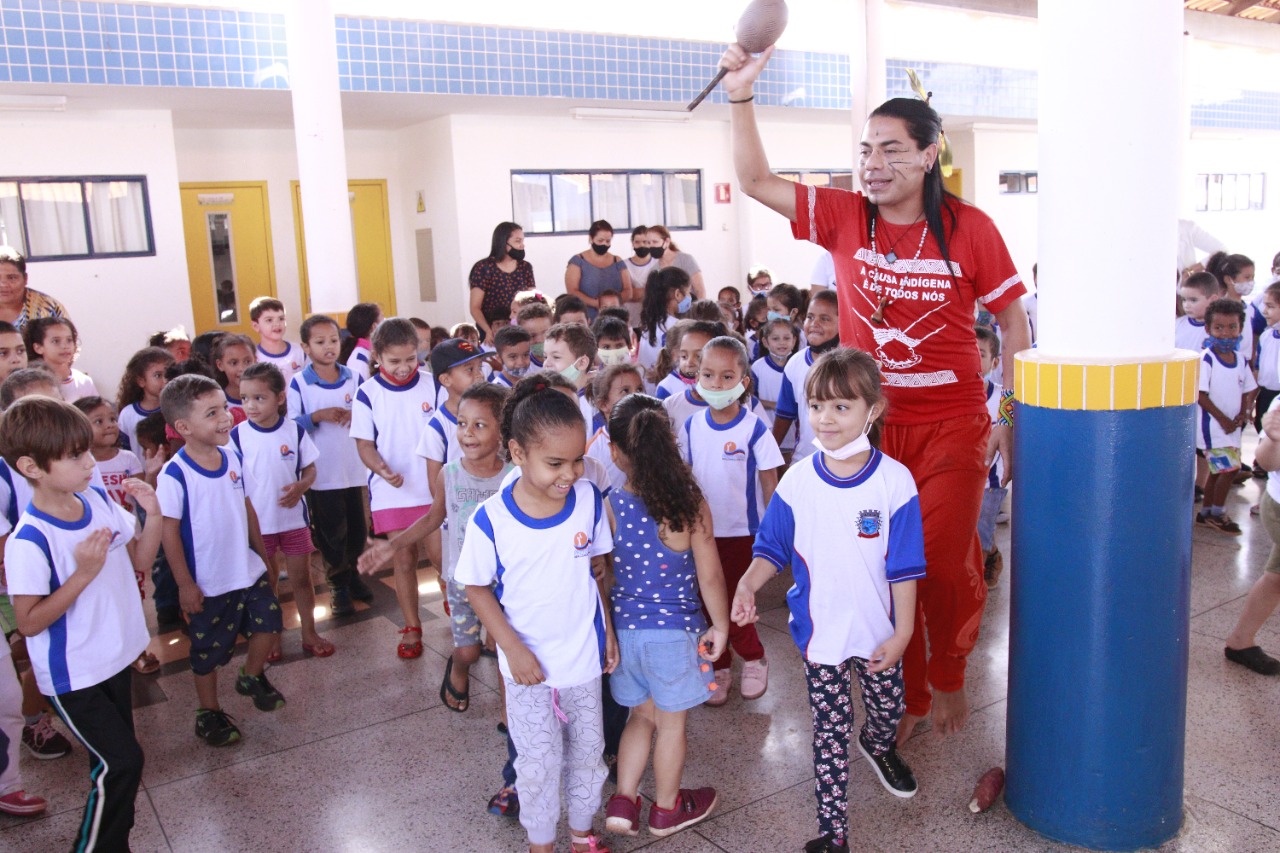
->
xmin=732 ymin=348 xmax=925 ymax=852
xmin=680 ymin=336 xmax=782 ymax=705
xmin=25 ymin=317 xmax=99 ymax=403
xmin=457 ymin=384 xmax=617 ymax=853
xmin=232 ymin=363 xmax=330 ymax=658
xmin=773 ymin=290 xmax=840 ymax=462
xmin=1196 ymin=299 xmax=1257 ymax=534
xmin=349 ymin=318 xmax=436 ymax=658
xmin=343 ymin=302 xmax=382 ymax=381
xmin=114 ymin=346 xmax=174 ymax=454
xmin=974 ymin=327 xmax=1008 ymax=588
xmin=750 ymin=317 xmax=799 ymax=454
xmin=586 ymin=364 xmax=645 ymax=495
xmin=250 ymin=297 xmax=307 ymax=383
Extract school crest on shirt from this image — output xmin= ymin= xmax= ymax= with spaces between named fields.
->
xmin=856 ymin=509 xmax=882 ymax=539
xmin=279 ymin=444 xmax=295 ymax=459
xmin=722 ymin=441 xmax=747 ymax=460
xmin=573 ymin=531 xmax=591 ymax=555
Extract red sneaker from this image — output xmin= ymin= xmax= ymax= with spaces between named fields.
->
xmin=0 ymin=789 xmax=48 ymax=816
xmin=648 ymin=787 xmax=718 ymax=837
xmin=604 ymin=793 xmax=641 ymax=836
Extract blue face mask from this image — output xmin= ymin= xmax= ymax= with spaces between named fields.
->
xmin=767 ymin=311 xmax=788 ymax=322
xmin=677 ymin=293 xmax=692 ymax=313
xmin=1206 ymin=335 xmax=1242 ymax=352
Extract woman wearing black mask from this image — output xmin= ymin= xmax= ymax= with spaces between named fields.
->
xmin=469 ymin=221 xmax=536 ymax=341
xmin=565 ymin=219 xmax=632 ymax=320
xmin=624 ymin=224 xmax=658 ymax=329
xmin=649 ymin=224 xmax=705 ymax=299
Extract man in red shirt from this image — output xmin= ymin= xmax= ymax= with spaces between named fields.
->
xmin=723 ymin=45 xmax=1031 ymax=745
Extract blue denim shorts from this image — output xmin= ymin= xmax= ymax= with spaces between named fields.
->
xmin=609 ymin=629 xmax=713 ymax=713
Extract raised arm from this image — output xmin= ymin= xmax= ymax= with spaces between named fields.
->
xmin=721 ymin=44 xmax=797 ymax=221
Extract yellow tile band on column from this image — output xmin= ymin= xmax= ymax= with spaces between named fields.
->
xmin=1014 ymin=351 xmax=1201 ymax=411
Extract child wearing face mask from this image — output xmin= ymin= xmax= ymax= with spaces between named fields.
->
xmin=540 ymin=323 xmax=599 ymax=440
xmin=639 ymin=267 xmax=693 ymax=390
xmin=660 ymin=322 xmax=729 ymax=453
xmin=679 ymin=336 xmax=782 ymax=705
xmin=766 ymin=283 xmax=808 ymax=349
xmin=1196 ymin=299 xmax=1257 ymax=536
xmin=732 ymin=348 xmax=924 ymax=853
xmin=591 ymin=315 xmax=633 ymax=370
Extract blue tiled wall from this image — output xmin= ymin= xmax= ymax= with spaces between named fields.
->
xmin=0 ymin=0 xmax=1277 ymax=130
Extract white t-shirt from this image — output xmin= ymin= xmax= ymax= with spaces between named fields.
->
xmin=6 ymin=487 xmax=148 ymax=694
xmin=777 ymin=347 xmax=820 ymax=459
xmin=1197 ymin=349 xmax=1257 ymax=450
xmin=638 ymin=316 xmax=679 ymax=389
xmin=663 ymin=388 xmax=709 ymax=456
xmin=59 ymin=368 xmax=99 ymax=403
xmin=586 ymin=426 xmax=627 ymax=494
xmin=230 ymin=417 xmax=320 ymax=535
xmin=454 ymin=478 xmax=613 ymax=688
xmin=157 ymin=446 xmax=269 ymax=597
xmin=491 ymin=372 xmax=515 ymax=389
xmin=751 ymin=354 xmax=797 ymax=450
xmin=1024 ymin=293 xmax=1039 ymax=345
xmin=117 ymin=401 xmax=161 ymax=455
xmin=286 ymin=365 xmax=367 ymax=491
xmin=681 ymin=407 xmax=783 ymax=537
xmin=753 ymin=449 xmax=926 ymax=666
xmin=415 ymin=403 xmax=459 ymax=466
xmin=624 ymin=257 xmax=658 ymax=328
xmin=349 ymin=372 xmax=435 ymax=511
xmin=346 ymin=342 xmax=372 ymax=380
xmin=654 ymin=369 xmax=692 ymax=401
xmin=984 ymin=380 xmax=1004 ymax=486
xmin=1257 ymin=327 xmax=1280 ymax=392
xmin=0 ymin=459 xmax=108 ymax=530
xmin=256 ymin=341 xmax=307 ymax=383
xmin=810 ymin=250 xmax=836 ymax=289
xmin=97 ymin=449 xmax=143 ymax=511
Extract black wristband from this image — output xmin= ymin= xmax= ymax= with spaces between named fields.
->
xmin=728 ymin=95 xmax=755 ymax=104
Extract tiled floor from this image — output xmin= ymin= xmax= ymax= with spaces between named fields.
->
xmin=4 ymin=477 xmax=1280 ymax=853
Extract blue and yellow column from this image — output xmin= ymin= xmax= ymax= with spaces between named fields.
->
xmin=1006 ymin=353 xmax=1197 ymax=849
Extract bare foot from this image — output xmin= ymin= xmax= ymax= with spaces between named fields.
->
xmin=931 ymin=687 xmax=970 ymax=738
xmin=897 ymin=712 xmax=926 ymax=747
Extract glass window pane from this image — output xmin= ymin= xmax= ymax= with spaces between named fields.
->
xmin=512 ymin=173 xmax=552 ymax=234
xmin=1194 ymin=174 xmax=1209 ymax=212
xmin=206 ymin=211 xmax=240 ymax=324
xmin=1207 ymin=174 xmax=1222 ymax=211
xmin=832 ymin=173 xmax=856 ymax=191
xmin=1236 ymin=174 xmax=1251 ymax=211
xmin=664 ymin=172 xmax=700 ymax=228
xmin=801 ymin=173 xmax=831 ymax=186
xmin=590 ymin=174 xmax=628 ymax=230
xmin=0 ymin=183 xmax=25 ymax=253
xmin=776 ymin=173 xmax=800 ymax=183
xmin=85 ymin=180 xmax=150 ymax=254
xmin=1251 ymin=173 xmax=1265 ymax=210
xmin=551 ymin=173 xmax=591 ymax=233
xmin=1221 ymin=174 xmax=1237 ymax=211
xmin=628 ymin=173 xmax=663 ymax=228
xmin=20 ymin=182 xmax=88 ymax=257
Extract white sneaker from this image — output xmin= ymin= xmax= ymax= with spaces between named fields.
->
xmin=741 ymin=658 xmax=769 ymax=700
xmin=705 ymin=669 xmax=732 ymax=706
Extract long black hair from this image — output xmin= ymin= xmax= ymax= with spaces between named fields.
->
xmin=488 ymin=222 xmax=523 ymax=262
xmin=867 ymin=98 xmax=960 ymax=280
xmin=640 ymin=266 xmax=691 ymax=347
xmin=610 ymin=393 xmax=703 ymax=533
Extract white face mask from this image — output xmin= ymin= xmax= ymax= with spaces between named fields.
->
xmin=1234 ymin=279 xmax=1255 ymax=297
xmin=813 ymin=411 xmax=876 ymax=460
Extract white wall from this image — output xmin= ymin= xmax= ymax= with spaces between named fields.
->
xmin=970 ymin=124 xmax=1038 ymax=292
xmin=0 ymin=109 xmax=191 ymax=395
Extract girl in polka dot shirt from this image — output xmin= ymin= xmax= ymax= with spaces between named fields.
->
xmin=603 ymin=393 xmax=730 ymax=839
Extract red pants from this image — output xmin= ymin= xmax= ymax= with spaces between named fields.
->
xmin=707 ymin=536 xmax=766 ymax=670
xmin=881 ymin=413 xmax=989 ymax=717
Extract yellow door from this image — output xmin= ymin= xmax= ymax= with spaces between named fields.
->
xmin=179 ymin=182 xmax=278 ymax=337
xmin=291 ymin=179 xmax=396 ymax=317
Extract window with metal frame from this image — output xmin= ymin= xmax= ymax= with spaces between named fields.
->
xmin=0 ymin=176 xmax=156 ymax=260
xmin=511 ymin=169 xmax=702 ymax=235
xmin=776 ymin=170 xmax=856 ymax=191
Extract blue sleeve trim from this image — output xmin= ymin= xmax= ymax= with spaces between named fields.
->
xmin=776 ymin=377 xmax=798 ymax=421
xmin=885 ymin=494 xmax=927 ymax=581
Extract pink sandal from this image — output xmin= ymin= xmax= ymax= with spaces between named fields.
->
xmin=569 ymin=832 xmax=611 ymax=853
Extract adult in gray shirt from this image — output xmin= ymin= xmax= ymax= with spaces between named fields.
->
xmin=649 ymin=225 xmax=705 ymax=300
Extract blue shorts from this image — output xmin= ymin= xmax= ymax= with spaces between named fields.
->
xmin=609 ymin=629 xmax=713 ymax=713
xmin=188 ymin=573 xmax=283 ymax=676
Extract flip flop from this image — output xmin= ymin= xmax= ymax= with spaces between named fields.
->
xmin=439 ymin=657 xmax=469 ymax=713
xmin=266 ymin=648 xmax=284 ymax=664
xmin=302 ymin=638 xmax=336 ymax=658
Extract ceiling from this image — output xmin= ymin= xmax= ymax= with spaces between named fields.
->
xmin=1184 ymin=0 xmax=1280 ymax=23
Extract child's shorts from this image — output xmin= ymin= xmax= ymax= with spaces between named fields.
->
xmin=371 ymin=504 xmax=429 ymax=535
xmin=188 ymin=573 xmax=283 ymax=676
xmin=610 ymin=628 xmax=714 ymax=713
xmin=262 ymin=527 xmax=315 ymax=558
xmin=445 ymin=579 xmax=483 ymax=648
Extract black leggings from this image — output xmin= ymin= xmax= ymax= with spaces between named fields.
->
xmin=306 ymin=486 xmax=368 ymax=586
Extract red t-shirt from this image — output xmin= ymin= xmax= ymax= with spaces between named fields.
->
xmin=792 ymin=182 xmax=1025 ymax=425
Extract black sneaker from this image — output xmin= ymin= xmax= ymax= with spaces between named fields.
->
xmin=1224 ymin=645 xmax=1280 ymax=675
xmin=857 ymin=735 xmax=918 ymax=798
xmin=804 ymin=835 xmax=849 ymax=853
xmin=156 ymin=604 xmax=183 ymax=629
xmin=329 ymin=585 xmax=356 ymax=616
xmin=195 ymin=709 xmax=241 ymax=746
xmin=235 ymin=668 xmax=286 ymax=711
xmin=347 ymin=572 xmax=374 ymax=603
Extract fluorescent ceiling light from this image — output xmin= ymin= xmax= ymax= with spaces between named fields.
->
xmin=0 ymin=94 xmax=67 ymax=112
xmin=570 ymin=107 xmax=690 ymax=123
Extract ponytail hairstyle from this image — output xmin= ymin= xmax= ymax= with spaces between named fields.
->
xmin=340 ymin=302 xmax=383 ymax=365
xmin=500 ymin=370 xmax=581 ymax=461
xmin=609 ymin=392 xmax=703 ymax=532
xmin=116 ymin=346 xmax=175 ymax=409
xmin=641 ymin=266 xmax=691 ymax=347
xmin=239 ymin=362 xmax=287 ymax=417
xmin=866 ymin=98 xmax=961 ymax=282
xmin=686 ymin=299 xmax=725 ymax=323
xmin=1206 ymin=251 xmax=1254 ymax=290
xmin=766 ymin=283 xmax=805 ymax=321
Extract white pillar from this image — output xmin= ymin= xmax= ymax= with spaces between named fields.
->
xmin=1037 ymin=0 xmax=1182 ymax=359
xmin=285 ymin=0 xmax=358 ymax=315
xmin=864 ymin=0 xmax=886 ymax=111
xmin=849 ymin=0 xmax=868 ymax=129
